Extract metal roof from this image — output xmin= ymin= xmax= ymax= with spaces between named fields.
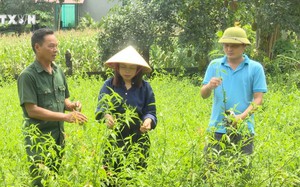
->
xmin=35 ymin=0 xmax=85 ymax=4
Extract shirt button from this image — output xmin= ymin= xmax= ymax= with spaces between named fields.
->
xmin=125 ymin=93 xmax=127 ymax=95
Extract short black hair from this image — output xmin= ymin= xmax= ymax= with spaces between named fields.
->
xmin=31 ymin=28 xmax=54 ymax=54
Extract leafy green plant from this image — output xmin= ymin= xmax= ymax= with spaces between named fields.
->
xmin=0 ymin=30 xmax=300 ymax=186
xmin=77 ymin=13 xmax=100 ymax=30
xmin=32 ymin=10 xmax=54 ymax=28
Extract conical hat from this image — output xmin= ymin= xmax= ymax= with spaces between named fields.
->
xmin=105 ymin=46 xmax=152 ymax=73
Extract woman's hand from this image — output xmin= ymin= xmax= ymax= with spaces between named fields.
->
xmin=140 ymin=118 xmax=152 ymax=133
xmin=104 ymin=114 xmax=115 ymax=129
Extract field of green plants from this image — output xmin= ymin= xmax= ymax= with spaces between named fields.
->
xmin=0 ymin=30 xmax=300 ymax=186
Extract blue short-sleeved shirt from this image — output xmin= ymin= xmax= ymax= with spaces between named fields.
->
xmin=202 ymin=55 xmax=267 ymax=134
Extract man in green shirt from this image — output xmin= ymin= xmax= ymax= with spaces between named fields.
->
xmin=17 ymin=28 xmax=88 ymax=186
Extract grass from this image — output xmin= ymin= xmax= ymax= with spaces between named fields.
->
xmin=0 ymin=29 xmax=100 ymax=78
xmin=0 ymin=74 xmax=300 ymax=186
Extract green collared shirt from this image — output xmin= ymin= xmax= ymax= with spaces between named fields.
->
xmin=17 ymin=60 xmax=70 ymax=132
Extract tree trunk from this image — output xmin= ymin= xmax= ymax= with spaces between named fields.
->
xmin=57 ymin=0 xmax=65 ymax=31
xmin=57 ymin=3 xmax=62 ymax=31
xmin=256 ymin=24 xmax=281 ymax=59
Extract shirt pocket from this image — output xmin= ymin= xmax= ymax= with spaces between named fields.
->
xmin=37 ymin=88 xmax=54 ymax=110
xmin=57 ymin=85 xmax=66 ymax=102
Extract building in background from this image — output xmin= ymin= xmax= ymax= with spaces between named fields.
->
xmin=80 ymin=0 xmax=118 ymax=22
xmin=36 ymin=0 xmax=118 ymax=29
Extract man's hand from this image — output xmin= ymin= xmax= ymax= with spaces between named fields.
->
xmin=65 ymin=111 xmax=88 ymax=124
xmin=65 ymin=99 xmax=82 ymax=112
xmin=73 ymin=101 xmax=82 ymax=111
xmin=208 ymin=77 xmax=222 ymax=90
xmin=201 ymin=77 xmax=222 ymax=99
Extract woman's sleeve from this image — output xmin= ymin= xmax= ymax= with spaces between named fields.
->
xmin=143 ymin=82 xmax=157 ymax=129
xmin=95 ymin=79 xmax=112 ymax=120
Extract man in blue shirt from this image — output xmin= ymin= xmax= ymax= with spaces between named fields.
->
xmin=201 ymin=26 xmax=267 ymax=155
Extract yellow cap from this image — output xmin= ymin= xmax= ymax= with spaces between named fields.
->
xmin=218 ymin=27 xmax=251 ymax=45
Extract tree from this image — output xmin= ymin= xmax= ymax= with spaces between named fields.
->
xmin=177 ymin=0 xmax=225 ymax=67
xmin=57 ymin=0 xmax=64 ymax=30
xmin=98 ymin=0 xmax=181 ymax=63
xmin=98 ymin=0 xmax=225 ymax=69
xmin=0 ymin=0 xmax=54 ymax=33
xmin=229 ymin=0 xmax=300 ymax=59
xmin=98 ymin=0 xmax=300 ymax=70
xmin=0 ymin=0 xmax=36 ymax=34
xmin=252 ymin=0 xmax=300 ymax=59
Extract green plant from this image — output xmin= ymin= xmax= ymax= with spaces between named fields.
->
xmin=32 ymin=10 xmax=54 ymax=28
xmin=77 ymin=13 xmax=99 ymax=30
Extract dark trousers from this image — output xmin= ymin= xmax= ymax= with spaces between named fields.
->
xmin=204 ymin=132 xmax=254 ymax=155
xmin=102 ymin=124 xmax=150 ymax=186
xmin=24 ymin=126 xmax=65 ymax=187
xmin=203 ymin=132 xmax=254 ymax=182
xmin=104 ymin=131 xmax=150 ymax=171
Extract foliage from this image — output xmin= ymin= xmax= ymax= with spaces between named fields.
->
xmin=264 ymin=55 xmax=300 ymax=87
xmin=241 ymin=0 xmax=300 ymax=58
xmin=0 ymin=34 xmax=33 ymax=78
xmin=98 ymin=0 xmax=231 ymax=68
xmin=0 ymin=30 xmax=101 ymax=78
xmin=98 ymin=0 xmax=182 ymax=63
xmin=0 ymin=0 xmax=54 ymax=34
xmin=266 ymin=37 xmax=300 ymax=85
xmin=177 ymin=0 xmax=225 ymax=65
xmin=31 ymin=3 xmax=55 ymax=29
xmin=0 ymin=29 xmax=299 ymax=81
xmin=77 ymin=13 xmax=100 ymax=31
xmin=150 ymin=41 xmax=198 ymax=68
xmin=1 ymin=74 xmax=300 ymax=186
xmin=99 ymin=0 xmax=300 ymax=69
xmin=0 ymin=0 xmax=34 ymax=14
xmin=251 ymin=0 xmax=300 ymax=33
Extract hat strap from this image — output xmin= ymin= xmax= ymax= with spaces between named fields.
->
xmin=135 ymin=66 xmax=143 ymax=76
xmin=222 ymin=36 xmax=246 ymax=44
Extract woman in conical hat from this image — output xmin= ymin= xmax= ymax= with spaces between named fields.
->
xmin=104 ymin=45 xmax=152 ymax=88
xmin=95 ymin=46 xmax=157 ymax=176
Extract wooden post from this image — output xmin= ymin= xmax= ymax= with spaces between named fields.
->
xmin=65 ymin=49 xmax=72 ymax=75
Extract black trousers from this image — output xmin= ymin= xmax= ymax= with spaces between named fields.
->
xmin=24 ymin=125 xmax=65 ymax=187
xmin=204 ymin=132 xmax=254 ymax=155
xmin=103 ymin=122 xmax=151 ymax=172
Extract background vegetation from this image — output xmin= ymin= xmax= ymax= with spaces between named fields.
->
xmin=0 ymin=74 xmax=300 ymax=186
xmin=0 ymin=0 xmax=299 ymax=82
xmin=0 ymin=0 xmax=299 ymax=186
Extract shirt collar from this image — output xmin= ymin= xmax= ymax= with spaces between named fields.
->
xmin=34 ymin=60 xmax=58 ymax=73
xmin=221 ymin=54 xmax=249 ymax=66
